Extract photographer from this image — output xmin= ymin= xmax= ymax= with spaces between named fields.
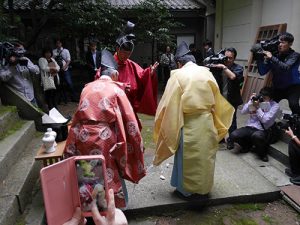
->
xmin=203 ymin=40 xmax=215 ymax=58
xmin=257 ymin=32 xmax=300 ymax=114
xmin=208 ymin=47 xmax=244 ymax=149
xmin=52 ymin=39 xmax=77 ymax=104
xmin=0 ymin=44 xmax=40 ymax=106
xmin=284 ymin=127 xmax=300 ymax=183
xmin=229 ymin=87 xmax=279 ymax=162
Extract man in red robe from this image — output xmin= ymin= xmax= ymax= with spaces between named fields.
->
xmin=96 ymin=22 xmax=159 ymax=129
xmin=64 ymin=50 xmax=146 ymax=209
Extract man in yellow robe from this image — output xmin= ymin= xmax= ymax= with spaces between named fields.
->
xmin=153 ymin=41 xmax=234 ymax=199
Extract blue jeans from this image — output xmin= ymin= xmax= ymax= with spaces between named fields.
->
xmin=58 ymin=69 xmax=76 ymax=102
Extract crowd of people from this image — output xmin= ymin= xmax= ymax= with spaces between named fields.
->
xmin=1 ymin=22 xmax=300 ymax=224
xmin=0 ymin=39 xmax=80 ymax=112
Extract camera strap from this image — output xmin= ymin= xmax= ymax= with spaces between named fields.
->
xmin=57 ymin=49 xmax=63 ymax=58
xmin=259 ymin=121 xmax=266 ymax=131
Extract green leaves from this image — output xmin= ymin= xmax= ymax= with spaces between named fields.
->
xmin=132 ymin=0 xmax=181 ymax=46
xmin=60 ymin=0 xmax=123 ymax=47
xmin=0 ymin=0 xmax=9 ymax=40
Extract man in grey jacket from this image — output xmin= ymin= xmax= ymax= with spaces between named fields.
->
xmin=0 ymin=48 xmax=40 ymax=106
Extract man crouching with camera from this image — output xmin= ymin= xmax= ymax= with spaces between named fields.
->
xmin=228 ymin=87 xmax=279 ymax=162
xmin=0 ymin=43 xmax=40 ymax=106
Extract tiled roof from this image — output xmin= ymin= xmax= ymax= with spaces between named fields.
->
xmin=109 ymin=0 xmax=204 ymax=10
xmin=3 ymin=0 xmax=205 ymax=10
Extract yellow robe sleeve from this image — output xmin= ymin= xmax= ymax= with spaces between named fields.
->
xmin=209 ymin=80 xmax=235 ymax=142
xmin=153 ymin=74 xmax=183 ymax=165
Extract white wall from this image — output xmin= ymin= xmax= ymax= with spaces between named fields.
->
xmin=261 ymin=0 xmax=300 ymax=52
xmin=177 ymin=35 xmax=195 ymax=47
xmin=216 ymin=0 xmax=300 ymax=62
xmin=216 ymin=0 xmax=253 ymax=62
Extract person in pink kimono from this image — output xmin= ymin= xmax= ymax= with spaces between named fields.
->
xmin=64 ymin=49 xmax=146 ymax=209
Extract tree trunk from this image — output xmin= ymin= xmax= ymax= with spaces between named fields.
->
xmin=8 ymin=0 xmax=14 ymax=25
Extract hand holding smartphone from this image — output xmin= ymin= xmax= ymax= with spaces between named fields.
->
xmin=75 ymin=158 xmax=107 ymax=216
xmin=40 ymin=155 xmax=108 ymax=225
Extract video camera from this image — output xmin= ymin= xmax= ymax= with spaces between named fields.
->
xmin=250 ymin=35 xmax=280 ymax=56
xmin=277 ymin=114 xmax=300 ymax=135
xmin=203 ymin=49 xmax=228 ymax=65
xmin=0 ymin=41 xmax=27 ymax=66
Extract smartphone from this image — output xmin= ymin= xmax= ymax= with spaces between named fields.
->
xmin=40 ymin=155 xmax=108 ymax=225
xmin=75 ymin=156 xmax=108 ymax=217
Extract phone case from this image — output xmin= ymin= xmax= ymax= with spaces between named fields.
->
xmin=40 ymin=155 xmax=108 ymax=225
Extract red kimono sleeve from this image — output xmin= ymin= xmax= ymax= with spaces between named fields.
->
xmin=136 ymin=67 xmax=158 ymax=115
xmin=110 ymin=88 xmax=146 ymax=183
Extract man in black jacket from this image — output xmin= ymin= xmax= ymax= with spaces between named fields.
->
xmin=86 ymin=42 xmax=101 ymax=82
xmin=257 ymin=32 xmax=300 ymax=114
xmin=209 ymin=47 xmax=244 ymax=149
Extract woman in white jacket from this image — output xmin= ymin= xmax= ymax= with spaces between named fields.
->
xmin=38 ymin=48 xmax=60 ymax=110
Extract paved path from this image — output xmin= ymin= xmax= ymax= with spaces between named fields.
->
xmin=55 ymin=101 xmax=288 ymax=217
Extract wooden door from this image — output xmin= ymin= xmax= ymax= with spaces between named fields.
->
xmin=241 ymin=24 xmax=287 ymax=102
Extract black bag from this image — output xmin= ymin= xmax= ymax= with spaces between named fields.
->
xmin=43 ymin=116 xmax=71 ymax=142
xmin=267 ymin=122 xmax=281 ymax=144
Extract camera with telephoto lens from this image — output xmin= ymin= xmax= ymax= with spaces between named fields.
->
xmin=251 ymin=94 xmax=264 ymax=103
xmin=203 ymin=49 xmax=228 ymax=65
xmin=0 ymin=41 xmax=27 ymax=66
xmin=277 ymin=114 xmax=300 ymax=135
xmin=250 ymin=35 xmax=280 ymax=57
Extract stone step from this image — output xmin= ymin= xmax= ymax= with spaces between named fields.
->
xmin=269 ymin=140 xmax=289 ymax=167
xmin=239 ymin=152 xmax=291 ymax=187
xmin=0 ymin=120 xmax=36 ymax=183
xmin=0 ymin=106 xmax=20 ymax=138
xmin=22 ymin=188 xmax=45 ymax=225
xmin=0 ymin=134 xmax=42 ymax=225
xmin=21 ymin=148 xmax=282 ymax=225
xmin=125 ymin=150 xmax=280 ymax=216
xmin=0 ymin=84 xmax=45 ymax=131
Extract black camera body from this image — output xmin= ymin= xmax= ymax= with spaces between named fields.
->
xmin=203 ymin=49 xmax=228 ymax=65
xmin=251 ymin=94 xmax=264 ymax=103
xmin=0 ymin=42 xmax=26 ymax=66
xmin=55 ymin=55 xmax=64 ymax=70
xmin=251 ymin=35 xmax=280 ymax=56
xmin=277 ymin=114 xmax=300 ymax=136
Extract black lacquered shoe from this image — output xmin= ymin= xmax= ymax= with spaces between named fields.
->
xmin=173 ymin=190 xmax=209 ymax=201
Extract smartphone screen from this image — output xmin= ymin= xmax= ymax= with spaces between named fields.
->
xmin=75 ymin=158 xmax=107 ymax=214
